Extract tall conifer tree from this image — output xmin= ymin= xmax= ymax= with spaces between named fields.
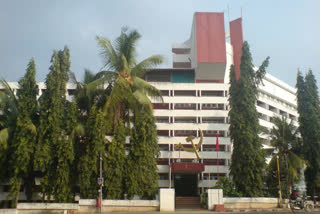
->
xmin=9 ymin=59 xmax=38 ymax=205
xmin=296 ymin=70 xmax=320 ymax=196
xmin=34 ymin=46 xmax=73 ymax=201
xmin=126 ymin=109 xmax=159 ymax=199
xmin=78 ymin=105 xmax=105 ymax=198
xmin=229 ymin=41 xmax=269 ymax=196
xmin=103 ymin=120 xmax=126 ymax=199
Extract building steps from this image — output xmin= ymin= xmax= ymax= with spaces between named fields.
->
xmin=175 ymin=196 xmax=201 ymax=207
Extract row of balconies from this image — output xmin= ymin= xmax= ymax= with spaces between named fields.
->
xmin=157 ymin=136 xmax=230 ymax=145
xmin=158 ymin=151 xmax=231 ymax=159
xmin=258 ymin=90 xmax=297 ymax=112
xmin=160 ymin=89 xmax=227 ymax=97
xmin=157 ymin=165 xmax=229 ymax=173
xmin=156 ymin=116 xmax=226 ymax=124
xmin=153 ymin=103 xmax=227 ymax=110
xmin=158 ymin=144 xmax=230 ymax=152
xmin=257 ymin=100 xmax=297 ymax=121
xmin=156 ymin=129 xmax=228 ymax=137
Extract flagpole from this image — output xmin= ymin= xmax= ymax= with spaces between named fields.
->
xmin=216 ymin=133 xmax=219 ymax=183
xmin=216 ymin=133 xmax=220 ymax=204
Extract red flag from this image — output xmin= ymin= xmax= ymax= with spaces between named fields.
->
xmin=216 ymin=133 xmax=219 ymax=151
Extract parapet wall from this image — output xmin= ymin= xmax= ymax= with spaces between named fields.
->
xmin=224 ymin=197 xmax=278 ymax=209
xmin=14 ymin=199 xmax=159 ymax=214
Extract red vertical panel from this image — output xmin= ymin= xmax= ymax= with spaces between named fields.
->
xmin=229 ymin=18 xmax=243 ymax=80
xmin=196 ymin=12 xmax=226 ymax=63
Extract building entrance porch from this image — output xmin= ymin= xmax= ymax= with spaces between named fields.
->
xmin=174 ymin=174 xmax=198 ymax=196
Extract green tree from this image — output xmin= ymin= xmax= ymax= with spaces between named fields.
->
xmin=8 ymin=59 xmax=38 ymax=206
xmin=34 ymin=46 xmax=73 ymax=202
xmin=296 ymin=70 xmax=320 ymax=196
xmin=265 ymin=117 xmax=304 ymax=198
xmin=126 ymin=109 xmax=159 ymax=199
xmin=78 ymin=105 xmax=105 ymax=198
xmin=213 ymin=177 xmax=241 ymax=197
xmin=103 ymin=119 xmax=126 ymax=199
xmin=0 ymin=80 xmax=19 ymax=183
xmin=229 ymin=41 xmax=270 ymax=196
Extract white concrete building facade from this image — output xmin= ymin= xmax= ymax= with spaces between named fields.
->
xmin=144 ymin=12 xmax=298 ymax=196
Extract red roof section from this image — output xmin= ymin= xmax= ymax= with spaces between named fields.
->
xmin=229 ymin=18 xmax=244 ymax=80
xmin=196 ymin=12 xmax=226 ymax=63
xmin=171 ymin=162 xmax=205 ymax=172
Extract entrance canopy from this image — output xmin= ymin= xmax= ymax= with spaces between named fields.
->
xmin=171 ymin=162 xmax=204 ymax=173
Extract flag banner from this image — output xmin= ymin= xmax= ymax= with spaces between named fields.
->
xmin=216 ymin=133 xmax=219 ymax=151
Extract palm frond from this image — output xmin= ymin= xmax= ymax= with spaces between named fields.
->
xmin=0 ymin=79 xmax=18 ymax=110
xmin=103 ymin=77 xmax=133 ymax=115
xmin=116 ymin=28 xmax=141 ymax=68
xmin=83 ymin=69 xmax=96 ymax=84
xmin=0 ymin=79 xmax=19 ymax=121
xmin=96 ymin=36 xmax=119 ymax=71
xmin=132 ymin=77 xmax=163 ymax=102
xmin=132 ymin=55 xmax=164 ymax=77
xmin=132 ymin=90 xmax=153 ymax=111
xmin=86 ymin=78 xmax=108 ymax=96
xmin=68 ymin=71 xmax=78 ymax=84
xmin=94 ymin=70 xmax=118 ymax=82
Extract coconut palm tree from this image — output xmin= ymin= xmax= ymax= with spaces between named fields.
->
xmin=93 ymin=28 xmax=164 ymax=128
xmin=91 ymin=28 xmax=164 ymax=199
xmin=266 ymin=116 xmax=304 ymax=198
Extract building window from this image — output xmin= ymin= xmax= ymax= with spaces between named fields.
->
xmin=202 ymin=173 xmax=226 ymax=180
xmin=201 ymin=103 xmax=224 ymax=110
xmin=145 ymin=70 xmax=171 ymax=82
xmin=201 ymin=90 xmax=224 ymax=97
xmin=268 ymin=105 xmax=277 ymax=113
xmin=202 ymin=145 xmax=225 ymax=151
xmin=174 ymin=117 xmax=197 ymax=123
xmin=156 ymin=116 xmax=170 ymax=123
xmin=67 ymin=89 xmax=76 ymax=96
xmin=174 ymin=90 xmax=196 ymax=96
xmin=203 ymin=159 xmax=225 ymax=166
xmin=257 ymin=100 xmax=266 ymax=108
xmin=202 ymin=117 xmax=225 ymax=124
xmin=153 ymin=103 xmax=169 ymax=109
xmin=174 ymin=130 xmax=197 ymax=137
xmin=289 ymin=114 xmax=297 ymax=121
xmin=157 ymin=130 xmax=170 ymax=136
xmin=157 ymin=158 xmax=169 ymax=165
xmin=159 ymin=144 xmax=169 ymax=151
xmin=203 ymin=130 xmax=225 ymax=137
xmin=159 ymin=173 xmax=169 ymax=180
xmin=174 ymin=103 xmax=196 ymax=110
xmin=160 ymin=90 xmax=170 ymax=96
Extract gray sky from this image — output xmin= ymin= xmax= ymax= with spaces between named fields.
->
xmin=0 ymin=0 xmax=319 ymax=87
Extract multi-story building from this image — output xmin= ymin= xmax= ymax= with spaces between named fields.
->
xmin=144 ymin=12 xmax=299 ymax=197
xmin=0 ymin=12 xmax=299 ymax=201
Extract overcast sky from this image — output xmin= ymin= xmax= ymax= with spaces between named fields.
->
xmin=0 ymin=0 xmax=319 ymax=87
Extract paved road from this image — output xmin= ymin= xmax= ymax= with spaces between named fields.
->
xmin=94 ymin=211 xmax=320 ymax=214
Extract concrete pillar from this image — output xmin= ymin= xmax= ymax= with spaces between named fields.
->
xmin=207 ymin=189 xmax=223 ymax=210
xmin=160 ymin=188 xmax=175 ymax=212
